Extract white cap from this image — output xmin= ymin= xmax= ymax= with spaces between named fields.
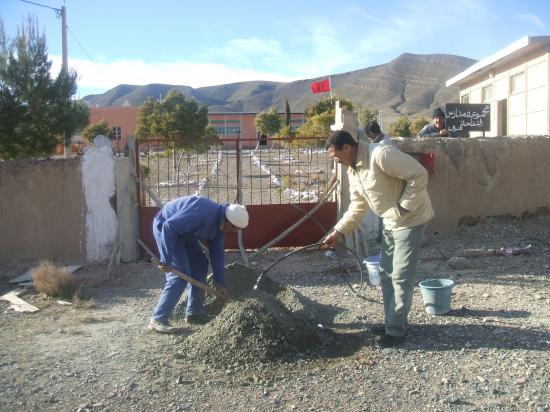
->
xmin=225 ymin=204 xmax=249 ymax=229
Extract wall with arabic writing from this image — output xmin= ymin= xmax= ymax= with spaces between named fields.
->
xmin=396 ymin=136 xmax=550 ymax=231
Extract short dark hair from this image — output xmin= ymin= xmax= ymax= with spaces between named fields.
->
xmin=365 ymin=121 xmax=381 ymax=135
xmin=325 ymin=130 xmax=357 ymax=150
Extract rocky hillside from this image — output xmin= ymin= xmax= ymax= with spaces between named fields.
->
xmin=82 ymin=53 xmax=475 ymax=120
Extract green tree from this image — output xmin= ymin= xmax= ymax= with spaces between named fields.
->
xmin=410 ymin=117 xmax=430 ymax=136
xmin=82 ymin=119 xmax=112 ymax=142
xmin=0 ymin=18 xmax=89 ymax=159
xmin=136 ymin=90 xmax=209 ymax=147
xmin=357 ymin=106 xmax=379 ymax=128
xmin=136 ymin=97 xmax=156 ymax=139
xmin=255 ymin=107 xmax=281 ymax=136
xmin=304 ymin=96 xmax=353 ymax=119
xmin=135 ymin=89 xmax=212 ymax=180
xmin=284 ymin=98 xmax=291 ymax=127
xmin=389 ymin=116 xmax=412 ymax=137
xmin=296 ymin=96 xmax=353 ymax=141
xmin=296 ymin=112 xmax=334 ymax=138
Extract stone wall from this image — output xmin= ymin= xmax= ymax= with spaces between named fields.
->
xmin=396 ymin=136 xmax=550 ymax=231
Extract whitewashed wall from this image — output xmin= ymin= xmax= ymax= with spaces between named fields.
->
xmin=81 ymin=135 xmax=118 ymax=262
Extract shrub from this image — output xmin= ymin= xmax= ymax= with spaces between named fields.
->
xmin=411 ymin=117 xmax=430 ymax=136
xmin=389 ymin=116 xmax=412 ymax=137
xmin=31 ymin=261 xmax=81 ymax=301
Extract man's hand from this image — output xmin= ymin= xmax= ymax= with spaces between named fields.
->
xmin=215 ymin=284 xmax=229 ymax=304
xmin=439 ymin=129 xmax=448 ymax=136
xmin=322 ymin=230 xmax=342 ymax=250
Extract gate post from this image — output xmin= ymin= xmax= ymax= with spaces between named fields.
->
xmin=115 ymin=136 xmax=139 ymax=262
xmin=235 ymin=129 xmax=249 ymax=264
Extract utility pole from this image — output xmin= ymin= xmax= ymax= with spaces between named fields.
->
xmin=61 ymin=6 xmax=68 ymax=74
xmin=22 ymin=1 xmax=68 ymax=74
xmin=60 ymin=5 xmax=70 ymax=158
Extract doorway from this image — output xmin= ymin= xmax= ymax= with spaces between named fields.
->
xmin=497 ymin=99 xmax=508 ymax=136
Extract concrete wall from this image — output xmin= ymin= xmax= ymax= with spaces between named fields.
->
xmin=0 ymin=158 xmax=86 ymax=262
xmin=0 ymin=136 xmax=137 ymax=264
xmin=396 ymin=136 xmax=550 ymax=231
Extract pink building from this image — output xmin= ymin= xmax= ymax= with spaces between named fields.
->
xmin=88 ymin=107 xmax=305 ymax=150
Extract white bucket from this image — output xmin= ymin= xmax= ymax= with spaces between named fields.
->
xmin=363 ymin=255 xmax=381 ymax=286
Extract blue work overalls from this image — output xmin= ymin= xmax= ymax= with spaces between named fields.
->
xmin=151 ymin=196 xmax=227 ymax=322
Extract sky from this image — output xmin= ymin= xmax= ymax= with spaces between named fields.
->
xmin=2 ymin=0 xmax=550 ymax=97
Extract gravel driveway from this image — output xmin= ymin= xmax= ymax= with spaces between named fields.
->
xmin=0 ymin=214 xmax=549 ymax=411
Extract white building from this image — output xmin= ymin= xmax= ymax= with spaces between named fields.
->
xmin=446 ymin=36 xmax=550 ymax=136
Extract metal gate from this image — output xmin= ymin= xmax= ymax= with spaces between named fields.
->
xmin=136 ymin=136 xmax=337 ymax=253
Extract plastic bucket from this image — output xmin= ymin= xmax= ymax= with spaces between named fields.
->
xmin=419 ymin=278 xmax=454 ymax=315
xmin=363 ymin=255 xmax=381 ymax=286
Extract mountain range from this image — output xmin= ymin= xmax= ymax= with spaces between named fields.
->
xmin=82 ymin=53 xmax=476 ymax=121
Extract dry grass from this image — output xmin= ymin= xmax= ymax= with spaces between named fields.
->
xmin=31 ymin=261 xmax=81 ymax=302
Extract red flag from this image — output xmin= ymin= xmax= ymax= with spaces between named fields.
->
xmin=311 ymin=79 xmax=330 ymax=94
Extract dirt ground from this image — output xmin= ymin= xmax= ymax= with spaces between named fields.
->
xmin=0 ymin=214 xmax=549 ymax=412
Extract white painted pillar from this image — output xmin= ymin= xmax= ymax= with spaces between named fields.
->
xmin=82 ymin=135 xmax=118 ymax=262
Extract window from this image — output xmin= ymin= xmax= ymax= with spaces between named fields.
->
xmin=209 ymin=119 xmax=240 ymax=124
xmin=510 ymin=72 xmax=525 ymax=94
xmin=482 ymin=85 xmax=493 ymax=103
xmin=112 ymin=126 xmax=121 ymax=140
xmin=461 ymin=94 xmax=470 ymax=103
xmin=213 ymin=126 xmax=240 ymax=135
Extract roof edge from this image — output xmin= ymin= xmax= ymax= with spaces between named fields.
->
xmin=446 ymin=35 xmax=550 ymax=87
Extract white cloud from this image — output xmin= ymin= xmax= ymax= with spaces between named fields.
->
xmin=203 ymin=34 xmax=338 ymax=79
xmin=50 ymin=55 xmax=301 ymax=97
xmin=516 ymin=13 xmax=547 ymax=30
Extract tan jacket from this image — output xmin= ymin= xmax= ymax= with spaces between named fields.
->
xmin=334 ymin=140 xmax=434 ymax=234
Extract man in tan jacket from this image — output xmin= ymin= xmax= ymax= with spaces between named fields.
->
xmin=323 ymin=126 xmax=434 ymax=348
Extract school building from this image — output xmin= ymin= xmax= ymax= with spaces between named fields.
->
xmin=446 ymin=35 xmax=550 ymax=136
xmin=88 ymin=107 xmax=306 ymax=151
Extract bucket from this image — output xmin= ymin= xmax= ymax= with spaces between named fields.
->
xmin=419 ymin=278 xmax=454 ymax=315
xmin=363 ymin=255 xmax=381 ymax=286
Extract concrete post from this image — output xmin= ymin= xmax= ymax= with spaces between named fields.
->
xmin=116 ymin=137 xmax=139 ymax=262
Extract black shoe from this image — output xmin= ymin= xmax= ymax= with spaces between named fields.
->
xmin=375 ymin=333 xmax=406 ymax=348
xmin=185 ymin=314 xmax=211 ymax=325
xmin=370 ymin=324 xmax=386 ymax=336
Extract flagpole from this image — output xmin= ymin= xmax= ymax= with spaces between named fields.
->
xmin=329 ymin=76 xmax=332 ymax=98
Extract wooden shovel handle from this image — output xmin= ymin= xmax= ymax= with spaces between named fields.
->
xmin=137 ymin=239 xmax=224 ymax=300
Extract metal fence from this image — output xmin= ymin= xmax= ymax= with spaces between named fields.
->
xmin=136 ymin=136 xmax=335 ymax=206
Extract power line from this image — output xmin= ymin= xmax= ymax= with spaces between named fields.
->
xmin=20 ymin=0 xmax=62 ymax=14
xmin=20 ymin=0 xmax=111 ymax=88
xmin=67 ymin=25 xmax=110 ymax=80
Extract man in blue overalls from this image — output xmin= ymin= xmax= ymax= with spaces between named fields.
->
xmin=148 ymin=196 xmax=249 ymax=333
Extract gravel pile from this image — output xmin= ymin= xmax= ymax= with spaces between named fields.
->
xmin=185 ymin=262 xmax=325 ymax=366
xmin=181 ymin=290 xmax=322 ymax=366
